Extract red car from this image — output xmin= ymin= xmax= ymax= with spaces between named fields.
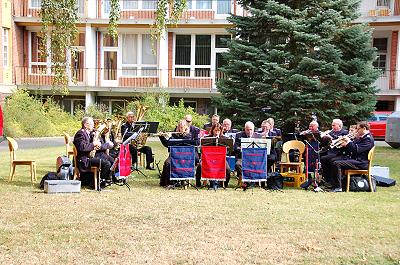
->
xmin=367 ymin=111 xmax=392 ymax=139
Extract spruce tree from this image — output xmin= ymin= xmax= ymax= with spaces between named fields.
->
xmin=216 ymin=0 xmax=379 ymax=132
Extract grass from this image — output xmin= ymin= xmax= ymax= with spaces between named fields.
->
xmin=0 ymin=142 xmax=399 ymax=264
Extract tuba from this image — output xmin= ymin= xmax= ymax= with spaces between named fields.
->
xmin=89 ymin=124 xmax=107 ymax=158
xmin=135 ymin=104 xmax=148 ymax=121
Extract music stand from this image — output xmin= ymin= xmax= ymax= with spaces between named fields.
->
xmin=167 ymin=139 xmax=198 ymax=190
xmin=200 ymin=137 xmax=234 ymax=190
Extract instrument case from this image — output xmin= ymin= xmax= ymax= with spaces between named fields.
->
xmin=44 ymin=180 xmax=81 ymax=193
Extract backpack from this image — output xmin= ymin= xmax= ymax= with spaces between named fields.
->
xmin=342 ymin=175 xmax=377 ymax=192
xmin=56 ymin=155 xmax=74 ymax=180
xmin=39 ymin=172 xmax=58 ymax=189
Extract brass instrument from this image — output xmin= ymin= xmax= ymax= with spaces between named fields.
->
xmin=330 ymin=132 xmax=355 ymax=149
xmin=135 ymin=104 xmax=148 ymax=121
xmin=89 ymin=124 xmax=107 ymax=158
xmin=132 ymin=132 xmax=149 ymax=148
xmin=320 ymin=129 xmax=333 ymax=138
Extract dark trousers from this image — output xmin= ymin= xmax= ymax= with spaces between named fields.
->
xmin=80 ymin=157 xmax=112 ymax=188
xmin=129 ymin=145 xmax=154 ymax=167
xmin=160 ymin=155 xmax=199 ymax=187
xmin=326 ymin=158 xmax=367 ymax=189
xmin=321 ymin=152 xmax=339 ymax=183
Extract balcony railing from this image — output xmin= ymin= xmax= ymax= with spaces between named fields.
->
xmin=15 ymin=66 xmax=227 ymax=91
xmin=14 ymin=0 xmax=86 ymax=18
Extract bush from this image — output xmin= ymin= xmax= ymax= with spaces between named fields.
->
xmin=4 ymin=89 xmax=80 ymax=137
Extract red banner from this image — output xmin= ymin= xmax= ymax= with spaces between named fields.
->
xmin=201 ymin=146 xmax=226 ymax=181
xmin=0 ymin=105 xmax=3 ymax=137
xmin=119 ymin=144 xmax=131 ymax=177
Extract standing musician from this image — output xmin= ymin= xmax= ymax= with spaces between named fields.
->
xmin=195 ymin=123 xmax=231 ymax=188
xmin=234 ymin=121 xmax=261 ymax=188
xmin=121 ymin=112 xmax=155 ymax=170
xmin=73 ymin=117 xmax=112 ymax=187
xmin=320 ymin=119 xmax=349 ymax=184
xmin=322 ymin=121 xmax=374 ymax=192
xmin=158 ymin=119 xmax=200 ymax=187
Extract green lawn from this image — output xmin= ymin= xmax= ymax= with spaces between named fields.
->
xmin=0 ymin=142 xmax=399 ymax=264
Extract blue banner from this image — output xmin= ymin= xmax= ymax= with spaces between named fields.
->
xmin=242 ymin=148 xmax=268 ymax=182
xmin=170 ymin=146 xmax=196 ymax=180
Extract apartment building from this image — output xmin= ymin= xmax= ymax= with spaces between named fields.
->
xmin=0 ymin=0 xmax=13 ymax=103
xmin=5 ymin=0 xmax=400 ymax=114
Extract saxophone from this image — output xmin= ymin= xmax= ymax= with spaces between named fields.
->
xmin=89 ymin=124 xmax=107 ymax=158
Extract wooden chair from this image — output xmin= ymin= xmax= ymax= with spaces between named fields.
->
xmin=6 ymin=137 xmax=37 ymax=183
xmin=344 ymin=146 xmax=376 ymax=192
xmin=279 ymin=140 xmax=306 ymax=173
xmin=63 ymin=132 xmax=74 ymax=160
xmin=72 ymin=145 xmax=100 ymax=190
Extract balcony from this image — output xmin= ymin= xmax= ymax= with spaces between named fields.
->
xmin=14 ymin=66 xmax=226 ymax=93
xmin=14 ymin=0 xmax=87 ymax=18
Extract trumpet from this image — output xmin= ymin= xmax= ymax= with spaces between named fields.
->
xmin=320 ymin=129 xmax=333 ymax=138
xmin=330 ymin=132 xmax=355 ymax=149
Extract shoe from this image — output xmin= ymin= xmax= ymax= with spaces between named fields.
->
xmin=330 ymin=188 xmax=342 ymax=192
xmin=146 ymin=165 xmax=155 ymax=170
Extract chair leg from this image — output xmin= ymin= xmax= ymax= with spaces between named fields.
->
xmin=30 ymin=164 xmax=34 ymax=183
xmin=368 ymin=174 xmax=374 ymax=192
xmin=8 ymin=164 xmax=14 ymax=181
xmin=346 ymin=173 xmax=351 ymax=192
xmin=10 ymin=164 xmax=16 ymax=181
xmin=33 ymin=162 xmax=37 ymax=182
xmin=93 ymin=168 xmax=98 ymax=191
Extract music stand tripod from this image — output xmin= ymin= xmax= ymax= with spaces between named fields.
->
xmin=302 ymin=135 xmax=322 ymax=190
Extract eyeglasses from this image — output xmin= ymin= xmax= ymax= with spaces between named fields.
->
xmin=186 ymin=120 xmax=192 ymax=123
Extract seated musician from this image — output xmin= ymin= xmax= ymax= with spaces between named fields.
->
xmin=203 ymin=114 xmax=220 ymax=133
xmin=222 ymin=118 xmax=238 ymax=135
xmin=322 ymin=121 xmax=374 ymax=192
xmin=195 ymin=123 xmax=231 ymax=188
xmin=320 ymin=119 xmax=349 ymax=184
xmin=234 ymin=121 xmax=261 ymax=187
xmin=266 ymin=117 xmax=282 ymax=137
xmin=300 ymin=120 xmax=320 ymax=135
xmin=121 ymin=112 xmax=155 ymax=170
xmin=73 ymin=117 xmax=112 ymax=187
xmin=159 ymin=119 xmax=200 ymax=187
xmin=184 ymin=114 xmax=201 ymax=140
xmin=96 ymin=125 xmax=116 ymax=175
xmin=259 ymin=120 xmax=278 ymax=172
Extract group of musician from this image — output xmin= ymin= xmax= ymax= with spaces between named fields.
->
xmin=73 ymin=111 xmax=374 ymax=192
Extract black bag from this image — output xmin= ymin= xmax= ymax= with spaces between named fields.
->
xmin=343 ymin=175 xmax=377 ymax=192
xmin=39 ymin=172 xmax=58 ymax=189
xmin=373 ymin=175 xmax=396 ymax=187
xmin=56 ymin=155 xmax=74 ymax=180
xmin=267 ymin=172 xmax=283 ymax=190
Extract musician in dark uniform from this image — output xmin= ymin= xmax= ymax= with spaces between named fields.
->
xmin=234 ymin=121 xmax=262 ymax=188
xmin=184 ymin=114 xmax=200 ymax=143
xmin=222 ymin=118 xmax=238 ymax=135
xmin=203 ymin=114 xmax=220 ymax=132
xmin=121 ymin=112 xmax=155 ymax=170
xmin=259 ymin=120 xmax=278 ymax=173
xmin=159 ymin=119 xmax=199 ymax=187
xmin=323 ymin=121 xmax=374 ymax=192
xmin=320 ymin=119 xmax=349 ymax=184
xmin=73 ymin=117 xmax=112 ymax=187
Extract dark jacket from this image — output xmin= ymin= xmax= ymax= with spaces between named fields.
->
xmin=345 ymin=132 xmax=374 ymax=167
xmin=73 ymin=128 xmax=95 ymax=172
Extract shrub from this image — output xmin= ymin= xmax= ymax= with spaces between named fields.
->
xmin=4 ymin=89 xmax=80 ymax=137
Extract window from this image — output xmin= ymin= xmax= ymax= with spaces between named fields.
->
xmin=143 ymin=0 xmax=157 ymax=9
xmin=186 ymin=0 xmax=213 ymax=10
xmin=215 ymin=35 xmax=230 ymax=48
xmin=3 ymin=28 xmax=9 ymax=68
xmin=377 ymin=0 xmax=390 ymax=7
xmin=123 ymin=0 xmax=138 ymax=9
xmin=174 ymin=34 xmax=220 ymax=78
xmin=77 ymin=0 xmax=85 ymax=14
xmin=30 ymin=32 xmax=48 ymax=74
xmin=30 ymin=0 xmax=41 ymax=8
xmin=217 ymin=0 xmax=230 ymax=14
xmin=120 ymin=34 xmax=157 ymax=77
xmin=373 ymin=38 xmax=388 ymax=72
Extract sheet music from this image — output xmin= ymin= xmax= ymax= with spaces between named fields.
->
xmin=240 ymin=138 xmax=271 ymax=155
